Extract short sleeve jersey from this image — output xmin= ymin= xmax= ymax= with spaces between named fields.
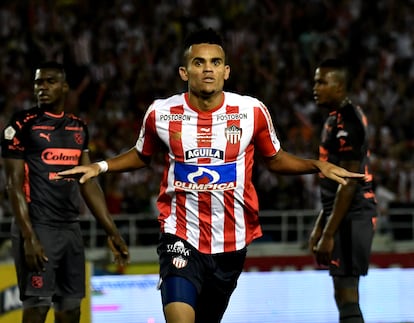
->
xmin=135 ymin=92 xmax=281 ymax=254
xmin=1 ymin=107 xmax=89 ymax=225
xmin=319 ymin=102 xmax=377 ymax=214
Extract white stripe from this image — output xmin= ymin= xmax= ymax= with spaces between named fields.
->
xmin=164 ymin=195 xmax=177 ymax=234
xmin=211 ymin=192 xmax=225 ymax=253
xmin=234 ymin=156 xmax=247 ymax=250
xmin=258 ymin=103 xmax=281 ymax=151
xmin=185 ymin=192 xmax=200 ymax=248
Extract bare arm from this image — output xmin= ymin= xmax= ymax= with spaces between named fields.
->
xmin=79 ymin=150 xmax=129 ymax=266
xmin=313 ymin=160 xmax=360 ymax=266
xmin=58 ymin=147 xmax=147 ymax=184
xmin=308 ymin=209 xmax=324 ymax=253
xmin=264 ymin=149 xmax=364 ymax=185
xmin=4 ymin=158 xmax=48 ymax=272
xmin=323 ymin=160 xmax=360 ymax=236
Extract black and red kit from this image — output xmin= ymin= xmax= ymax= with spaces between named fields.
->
xmin=319 ymin=102 xmax=377 ymax=276
xmin=1 ymin=107 xmax=88 ymax=225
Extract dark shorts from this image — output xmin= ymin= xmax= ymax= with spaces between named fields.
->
xmin=329 ymin=209 xmax=376 ymax=276
xmin=157 ymin=233 xmax=247 ymax=321
xmin=11 ymin=222 xmax=85 ymax=301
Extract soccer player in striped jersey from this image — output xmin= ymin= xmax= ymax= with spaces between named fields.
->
xmin=59 ymin=29 xmax=365 ymax=323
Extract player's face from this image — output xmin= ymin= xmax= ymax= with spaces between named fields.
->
xmin=313 ymin=68 xmax=342 ymax=108
xmin=34 ymin=69 xmax=68 ymax=110
xmin=179 ymin=43 xmax=230 ymax=99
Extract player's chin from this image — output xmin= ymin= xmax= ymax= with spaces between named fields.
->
xmin=315 ymin=100 xmax=329 ymax=108
xmin=38 ymin=101 xmax=54 ymax=108
xmin=199 ymin=89 xmax=216 ymax=99
xmin=313 ymin=97 xmax=322 ymax=105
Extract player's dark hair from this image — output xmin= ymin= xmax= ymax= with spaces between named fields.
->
xmin=183 ymin=28 xmax=224 ymax=49
xmin=318 ymin=58 xmax=349 ymax=88
xmin=318 ymin=58 xmax=347 ymax=70
xmin=36 ymin=61 xmax=67 ymax=80
xmin=182 ymin=28 xmax=225 ymax=65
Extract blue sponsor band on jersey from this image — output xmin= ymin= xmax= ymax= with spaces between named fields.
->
xmin=174 ymin=162 xmax=237 ymax=191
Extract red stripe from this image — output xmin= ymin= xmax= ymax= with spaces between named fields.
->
xmin=175 ymin=192 xmax=187 ymax=239
xmin=196 ymin=113 xmax=212 ymax=163
xmin=197 ymin=113 xmax=213 ymax=252
xmin=169 ymin=105 xmax=187 ymax=238
xmin=255 ymin=104 xmax=279 ymax=157
xmin=141 ymin=110 xmax=157 ymax=156
xmin=242 ymin=107 xmax=263 ymax=244
xmin=224 ymin=105 xmax=240 ymax=161
xmin=158 ymin=161 xmax=172 ymax=233
xmin=169 ymin=105 xmax=185 ymax=162
xmin=242 ymin=145 xmax=261 ymax=244
xmin=24 ymin=163 xmax=31 ymax=203
xmin=223 ymin=105 xmax=241 ymax=251
xmin=198 ymin=192 xmax=212 ymax=253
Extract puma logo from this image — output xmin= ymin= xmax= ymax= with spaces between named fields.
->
xmin=39 ymin=133 xmax=51 ymax=142
xmin=330 ymin=259 xmax=340 ymax=267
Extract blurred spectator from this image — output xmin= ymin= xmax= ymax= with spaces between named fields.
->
xmin=1 ymin=0 xmax=414 ymax=216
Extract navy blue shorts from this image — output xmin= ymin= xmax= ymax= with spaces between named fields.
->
xmin=11 ymin=222 xmax=85 ymax=301
xmin=329 ymin=209 xmax=376 ymax=276
xmin=157 ymin=233 xmax=246 ymax=322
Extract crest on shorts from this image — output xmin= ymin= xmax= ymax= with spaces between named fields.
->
xmin=172 ymin=255 xmax=187 ymax=269
xmin=224 ymin=125 xmax=242 ymax=144
xmin=31 ymin=275 xmax=43 ymax=288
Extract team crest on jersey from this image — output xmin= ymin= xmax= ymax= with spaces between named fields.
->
xmin=224 ymin=125 xmax=242 ymax=144
xmin=172 ymin=255 xmax=187 ymax=269
xmin=174 ymin=162 xmax=237 ymax=191
xmin=4 ymin=126 xmax=16 ymax=140
xmin=74 ymin=132 xmax=83 ymax=145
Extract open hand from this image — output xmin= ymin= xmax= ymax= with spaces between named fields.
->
xmin=56 ymin=164 xmax=101 ymax=184
xmin=318 ymin=161 xmax=365 ymax=185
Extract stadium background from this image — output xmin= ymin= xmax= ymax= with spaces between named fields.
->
xmin=0 ymin=0 xmax=414 ymax=322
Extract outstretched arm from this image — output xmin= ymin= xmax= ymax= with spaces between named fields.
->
xmin=263 ymin=149 xmax=364 ymax=185
xmin=78 ymin=150 xmax=129 ymax=266
xmin=58 ymin=147 xmax=148 ymax=184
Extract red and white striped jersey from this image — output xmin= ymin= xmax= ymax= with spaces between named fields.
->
xmin=135 ymin=91 xmax=280 ymax=254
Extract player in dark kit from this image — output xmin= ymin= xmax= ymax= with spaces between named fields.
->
xmin=309 ymin=58 xmax=377 ymax=323
xmin=1 ymin=62 xmax=129 ymax=323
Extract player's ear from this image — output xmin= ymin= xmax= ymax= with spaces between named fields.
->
xmin=224 ymin=65 xmax=230 ymax=80
xmin=62 ymin=81 xmax=70 ymax=94
xmin=179 ymin=66 xmax=189 ymax=81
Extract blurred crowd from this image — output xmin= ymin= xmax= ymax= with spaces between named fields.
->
xmin=1 ymin=0 xmax=414 ymax=219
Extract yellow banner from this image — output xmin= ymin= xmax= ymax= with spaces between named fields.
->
xmin=0 ymin=262 xmax=91 ymax=323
